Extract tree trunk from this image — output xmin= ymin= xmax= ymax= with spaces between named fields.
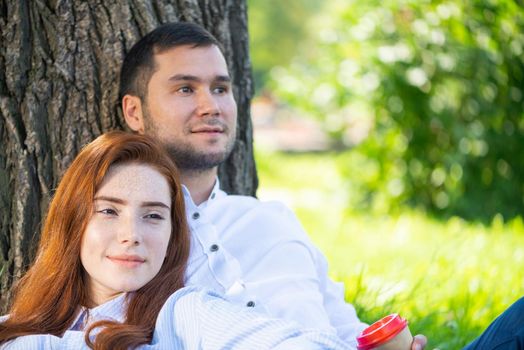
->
xmin=0 ymin=0 xmax=256 ymax=312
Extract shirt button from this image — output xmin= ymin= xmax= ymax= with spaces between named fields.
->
xmin=211 ymin=193 xmax=216 ymax=199
xmin=192 ymin=212 xmax=200 ymax=220
xmin=246 ymin=301 xmax=255 ymax=307
xmin=209 ymin=244 xmax=219 ymax=252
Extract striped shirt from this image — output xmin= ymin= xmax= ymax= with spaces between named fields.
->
xmin=2 ymin=286 xmax=353 ymax=349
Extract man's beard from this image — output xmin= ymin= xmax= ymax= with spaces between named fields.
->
xmin=163 ymin=139 xmax=235 ymax=172
xmin=142 ymin=109 xmax=236 ymax=172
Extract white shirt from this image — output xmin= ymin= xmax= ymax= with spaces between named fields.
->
xmin=184 ymin=180 xmax=367 ymax=346
xmin=2 ymin=287 xmax=352 ymax=349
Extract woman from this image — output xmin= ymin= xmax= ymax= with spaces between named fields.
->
xmin=0 ymin=131 xmax=349 ymax=349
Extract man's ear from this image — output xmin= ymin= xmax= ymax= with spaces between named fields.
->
xmin=122 ymin=94 xmax=145 ymax=134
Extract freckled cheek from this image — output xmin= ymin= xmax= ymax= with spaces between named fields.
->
xmin=81 ymin=245 xmax=105 ymax=265
xmin=79 ymin=238 xmax=103 ymax=278
xmin=82 ymin=224 xmax=113 ymax=258
xmin=145 ymin=235 xmax=170 ymax=261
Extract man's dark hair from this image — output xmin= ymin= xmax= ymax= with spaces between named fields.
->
xmin=119 ymin=22 xmax=222 ymax=101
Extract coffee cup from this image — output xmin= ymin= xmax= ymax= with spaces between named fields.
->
xmin=356 ymin=314 xmax=413 ymax=350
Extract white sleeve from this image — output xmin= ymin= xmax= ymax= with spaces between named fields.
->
xmin=270 ymin=203 xmax=368 ymax=345
xmin=0 ymin=330 xmax=89 ymax=349
xmin=314 ymin=246 xmax=368 ymax=344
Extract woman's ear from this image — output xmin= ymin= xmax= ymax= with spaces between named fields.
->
xmin=122 ymin=95 xmax=146 ymax=133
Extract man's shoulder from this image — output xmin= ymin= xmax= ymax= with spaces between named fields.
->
xmin=219 ymin=192 xmax=290 ymax=210
xmin=218 ymin=194 xmax=297 ymax=218
xmin=210 ymin=194 xmax=314 ymax=246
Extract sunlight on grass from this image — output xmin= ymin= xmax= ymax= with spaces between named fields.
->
xmin=255 ymin=149 xmax=524 ymax=349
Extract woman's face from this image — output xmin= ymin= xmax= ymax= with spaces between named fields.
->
xmin=81 ymin=163 xmax=172 ymax=306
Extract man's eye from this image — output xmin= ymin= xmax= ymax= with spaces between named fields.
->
xmin=213 ymin=86 xmax=228 ymax=94
xmin=177 ymin=86 xmax=193 ymax=94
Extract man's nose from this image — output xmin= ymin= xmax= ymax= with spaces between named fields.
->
xmin=196 ymin=90 xmax=220 ymax=116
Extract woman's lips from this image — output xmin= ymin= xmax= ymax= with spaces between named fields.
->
xmin=108 ymin=254 xmax=145 ymax=268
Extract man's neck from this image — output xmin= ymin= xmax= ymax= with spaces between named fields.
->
xmin=180 ymin=167 xmax=218 ymax=206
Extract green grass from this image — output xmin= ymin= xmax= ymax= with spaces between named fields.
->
xmin=255 ymin=149 xmax=524 ymax=349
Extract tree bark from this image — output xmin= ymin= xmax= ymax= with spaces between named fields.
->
xmin=0 ymin=0 xmax=256 ymax=312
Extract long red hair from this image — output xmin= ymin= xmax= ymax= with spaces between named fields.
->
xmin=0 ymin=131 xmax=190 ymax=349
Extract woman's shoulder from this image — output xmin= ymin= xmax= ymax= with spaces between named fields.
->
xmin=161 ymin=286 xmax=227 ymax=311
xmin=150 ymin=287 xmax=231 ymax=347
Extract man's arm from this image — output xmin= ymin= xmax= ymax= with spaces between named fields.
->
xmin=228 ymin=200 xmax=367 ymax=343
xmin=170 ymin=287 xmax=355 ymax=350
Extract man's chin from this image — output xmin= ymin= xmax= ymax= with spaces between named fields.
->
xmin=169 ymin=151 xmax=230 ymax=171
xmin=163 ymin=140 xmax=235 ymax=170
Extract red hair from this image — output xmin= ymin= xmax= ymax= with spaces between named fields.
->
xmin=0 ymin=131 xmax=190 ymax=349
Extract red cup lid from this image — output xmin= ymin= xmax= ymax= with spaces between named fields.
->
xmin=356 ymin=314 xmax=408 ymax=350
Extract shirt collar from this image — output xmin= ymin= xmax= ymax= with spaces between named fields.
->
xmin=182 ymin=177 xmax=226 ymax=209
xmin=69 ymin=293 xmax=128 ymax=330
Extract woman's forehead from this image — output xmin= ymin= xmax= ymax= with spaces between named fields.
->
xmin=97 ymin=163 xmax=171 ymax=204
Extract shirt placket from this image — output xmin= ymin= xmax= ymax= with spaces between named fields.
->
xmin=184 ymin=184 xmax=262 ymax=311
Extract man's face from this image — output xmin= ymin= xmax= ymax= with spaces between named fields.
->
xmin=139 ymin=45 xmax=237 ymax=171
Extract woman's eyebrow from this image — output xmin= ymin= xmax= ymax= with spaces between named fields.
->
xmin=94 ymin=196 xmax=126 ymax=204
xmin=94 ymin=197 xmax=169 ymax=209
xmin=141 ymin=201 xmax=170 ymax=209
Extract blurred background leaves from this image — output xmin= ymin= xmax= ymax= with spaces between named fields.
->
xmin=248 ymin=0 xmax=524 ymax=223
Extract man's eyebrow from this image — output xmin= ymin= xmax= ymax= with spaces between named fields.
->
xmin=167 ymin=74 xmax=231 ymax=83
xmin=168 ymin=74 xmax=200 ymax=82
xmin=215 ymin=75 xmax=231 ymax=83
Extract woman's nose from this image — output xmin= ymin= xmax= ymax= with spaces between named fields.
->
xmin=117 ymin=217 xmax=141 ymax=245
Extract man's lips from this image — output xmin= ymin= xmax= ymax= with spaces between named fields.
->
xmin=108 ymin=254 xmax=145 ymax=268
xmin=191 ymin=125 xmax=224 ymax=133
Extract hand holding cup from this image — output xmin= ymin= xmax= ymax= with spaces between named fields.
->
xmin=357 ymin=314 xmax=414 ymax=350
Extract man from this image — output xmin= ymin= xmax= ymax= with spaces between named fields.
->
xmin=119 ymin=22 xmax=523 ymax=350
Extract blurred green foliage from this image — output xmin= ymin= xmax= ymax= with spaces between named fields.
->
xmin=256 ymin=149 xmax=524 ymax=349
xmin=254 ymin=0 xmax=524 ymax=222
xmin=247 ymin=0 xmax=322 ymax=92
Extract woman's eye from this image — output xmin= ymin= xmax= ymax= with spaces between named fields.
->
xmin=98 ymin=208 xmax=117 ymax=215
xmin=144 ymin=213 xmax=164 ymax=220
